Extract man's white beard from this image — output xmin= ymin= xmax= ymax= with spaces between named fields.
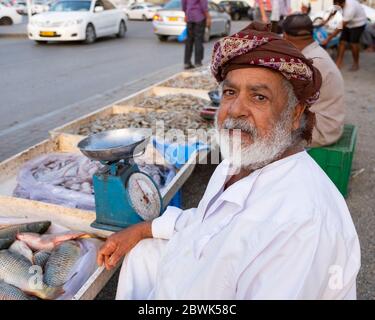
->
xmin=215 ymin=112 xmax=294 ymax=170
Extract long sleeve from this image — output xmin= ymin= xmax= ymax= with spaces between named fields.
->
xmin=152 ymin=206 xmax=198 ymax=240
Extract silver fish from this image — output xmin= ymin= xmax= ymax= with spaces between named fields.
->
xmin=44 ymin=241 xmax=81 ymax=287
xmin=9 ymin=241 xmax=34 ymax=263
xmin=0 ymin=238 xmax=13 ymax=250
xmin=0 ymin=250 xmax=63 ymax=300
xmin=34 ymin=251 xmax=50 ymax=269
xmin=0 ymin=221 xmax=51 ymax=242
xmin=0 ymin=281 xmax=36 ymax=300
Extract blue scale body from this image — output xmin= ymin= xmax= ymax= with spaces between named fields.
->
xmin=91 ymin=162 xmax=161 ymax=232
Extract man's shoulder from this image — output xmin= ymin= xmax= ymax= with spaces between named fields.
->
xmin=252 ymin=151 xmax=349 ymax=223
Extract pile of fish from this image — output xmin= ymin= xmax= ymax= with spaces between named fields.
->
xmin=163 ymin=72 xmax=218 ymax=91
xmin=0 ymin=221 xmax=91 ymax=300
xmin=77 ymin=94 xmax=214 ymax=140
xmin=13 ymin=152 xmax=175 ymax=210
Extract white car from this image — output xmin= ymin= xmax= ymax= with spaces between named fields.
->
xmin=124 ymin=2 xmax=161 ymax=21
xmin=153 ymin=0 xmax=231 ymax=42
xmin=0 ymin=2 xmax=23 ymax=24
xmin=28 ymin=0 xmax=127 ymax=44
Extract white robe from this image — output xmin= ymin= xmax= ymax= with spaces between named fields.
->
xmin=116 ymin=151 xmax=361 ymax=300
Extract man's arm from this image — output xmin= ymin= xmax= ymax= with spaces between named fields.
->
xmin=258 ymin=0 xmax=268 ymax=23
xmin=321 ymin=21 xmax=347 ymax=46
xmin=201 ymin=0 xmax=211 ymax=27
xmin=97 ymin=206 xmax=198 ymax=270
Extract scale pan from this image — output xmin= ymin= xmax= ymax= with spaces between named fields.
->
xmin=78 ymin=128 xmax=151 ymax=162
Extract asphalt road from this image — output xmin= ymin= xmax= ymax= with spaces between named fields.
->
xmin=0 ymin=20 xmax=249 ymax=161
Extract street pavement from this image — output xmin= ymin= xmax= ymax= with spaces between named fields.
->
xmin=0 ymin=20 xmax=249 ymax=161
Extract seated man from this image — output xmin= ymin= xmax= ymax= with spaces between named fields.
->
xmin=97 ymin=22 xmax=360 ymax=300
xmin=283 ymin=13 xmax=345 ymax=147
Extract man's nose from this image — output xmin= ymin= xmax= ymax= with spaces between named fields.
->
xmin=227 ymin=94 xmax=249 ymax=119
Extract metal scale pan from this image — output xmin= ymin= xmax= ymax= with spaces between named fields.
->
xmin=78 ymin=128 xmax=152 ymax=163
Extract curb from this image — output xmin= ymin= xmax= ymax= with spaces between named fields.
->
xmin=0 ymin=33 xmax=28 ymax=39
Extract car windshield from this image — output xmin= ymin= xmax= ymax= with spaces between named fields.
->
xmin=50 ymin=0 xmax=91 ymax=12
xmin=163 ymin=0 xmax=181 ymax=10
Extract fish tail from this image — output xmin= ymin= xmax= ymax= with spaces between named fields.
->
xmin=30 ymin=285 xmax=65 ymax=300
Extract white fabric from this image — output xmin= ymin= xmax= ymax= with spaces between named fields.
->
xmin=116 ymin=151 xmax=361 ymax=300
xmin=340 ymin=0 xmax=367 ymax=29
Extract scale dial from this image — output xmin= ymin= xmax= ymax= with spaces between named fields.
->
xmin=127 ymin=172 xmax=162 ymax=221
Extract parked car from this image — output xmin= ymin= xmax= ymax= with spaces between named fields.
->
xmin=124 ymin=2 xmax=161 ymax=21
xmin=0 ymin=2 xmax=23 ymax=24
xmin=1 ymin=0 xmax=27 ymax=15
xmin=152 ymin=0 xmax=231 ymax=42
xmin=218 ymin=0 xmax=253 ymax=21
xmin=28 ymin=0 xmax=127 ymax=44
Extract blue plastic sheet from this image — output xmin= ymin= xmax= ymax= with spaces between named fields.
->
xmin=177 ymin=27 xmax=187 ymax=42
xmin=152 ymin=137 xmax=210 ymax=169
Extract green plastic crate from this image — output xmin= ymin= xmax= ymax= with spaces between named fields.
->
xmin=307 ymin=124 xmax=357 ymax=198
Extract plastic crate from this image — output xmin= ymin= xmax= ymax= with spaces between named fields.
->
xmin=307 ymin=124 xmax=357 ymax=198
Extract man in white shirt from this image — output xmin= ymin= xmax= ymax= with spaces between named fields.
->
xmin=322 ymin=0 xmax=367 ymax=71
xmin=283 ymin=14 xmax=345 ymax=146
xmin=97 ymin=22 xmax=361 ymax=300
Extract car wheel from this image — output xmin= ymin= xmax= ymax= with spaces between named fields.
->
xmin=158 ymin=35 xmax=168 ymax=42
xmin=223 ymin=21 xmax=231 ymax=36
xmin=142 ymin=14 xmax=147 ymax=21
xmin=0 ymin=17 xmax=13 ymax=25
xmin=117 ymin=20 xmax=126 ymax=38
xmin=203 ymin=27 xmax=210 ymax=43
xmin=84 ymin=24 xmax=96 ymax=44
xmin=232 ymin=12 xmax=241 ymax=21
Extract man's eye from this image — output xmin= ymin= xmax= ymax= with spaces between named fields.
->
xmin=255 ymin=94 xmax=267 ymax=101
xmin=223 ymin=89 xmax=235 ymax=96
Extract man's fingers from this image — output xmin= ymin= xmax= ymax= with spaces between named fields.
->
xmin=108 ymin=247 xmax=127 ymax=268
xmin=97 ymin=241 xmax=116 ymax=266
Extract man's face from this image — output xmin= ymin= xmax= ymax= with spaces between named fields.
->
xmin=215 ymin=67 xmax=304 ymax=169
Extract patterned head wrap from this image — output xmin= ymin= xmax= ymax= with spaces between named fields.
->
xmin=210 ymin=22 xmax=322 ymax=142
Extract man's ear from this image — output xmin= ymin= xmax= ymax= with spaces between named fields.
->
xmin=292 ymin=103 xmax=306 ymax=130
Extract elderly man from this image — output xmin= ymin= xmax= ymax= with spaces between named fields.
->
xmin=283 ymin=14 xmax=345 ymax=147
xmin=98 ymin=22 xmax=360 ymax=300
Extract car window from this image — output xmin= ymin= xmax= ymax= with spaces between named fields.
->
xmin=163 ymin=0 xmax=181 ymax=10
xmin=102 ymin=0 xmax=115 ymax=10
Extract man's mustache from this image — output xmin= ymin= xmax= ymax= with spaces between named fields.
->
xmin=219 ymin=118 xmax=258 ymax=138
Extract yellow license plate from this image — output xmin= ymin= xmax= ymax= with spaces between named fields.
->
xmin=168 ymin=17 xmax=179 ymax=21
xmin=40 ymin=31 xmax=56 ymax=37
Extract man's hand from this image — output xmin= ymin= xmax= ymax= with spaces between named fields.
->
xmin=184 ymin=15 xmax=187 ymax=23
xmin=321 ymin=39 xmax=329 ymax=47
xmin=206 ymin=15 xmax=211 ymax=28
xmin=262 ymin=15 xmax=269 ymax=23
xmin=97 ymin=221 xmax=152 ymax=270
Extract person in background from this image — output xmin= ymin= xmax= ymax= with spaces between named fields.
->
xmin=301 ymin=1 xmax=311 ymax=15
xmin=321 ymin=0 xmax=367 ymax=71
xmin=182 ymin=0 xmax=211 ymax=70
xmin=256 ymin=0 xmax=290 ymax=33
xmin=361 ymin=22 xmax=375 ymax=52
xmin=283 ymin=14 xmax=345 ymax=147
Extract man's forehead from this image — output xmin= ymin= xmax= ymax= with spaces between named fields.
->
xmin=223 ymin=68 xmax=284 ymax=90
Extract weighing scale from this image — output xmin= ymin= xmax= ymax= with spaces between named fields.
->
xmin=78 ymin=129 xmax=163 ymax=232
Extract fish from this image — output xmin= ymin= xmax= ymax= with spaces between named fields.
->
xmin=44 ymin=241 xmax=81 ymax=287
xmin=0 ymin=221 xmax=51 ymax=242
xmin=0 ymin=280 xmax=36 ymax=300
xmin=9 ymin=240 xmax=34 ymax=263
xmin=33 ymin=251 xmax=50 ymax=269
xmin=17 ymin=231 xmax=92 ymax=251
xmin=0 ymin=238 xmax=13 ymax=250
xmin=0 ymin=250 xmax=63 ymax=300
